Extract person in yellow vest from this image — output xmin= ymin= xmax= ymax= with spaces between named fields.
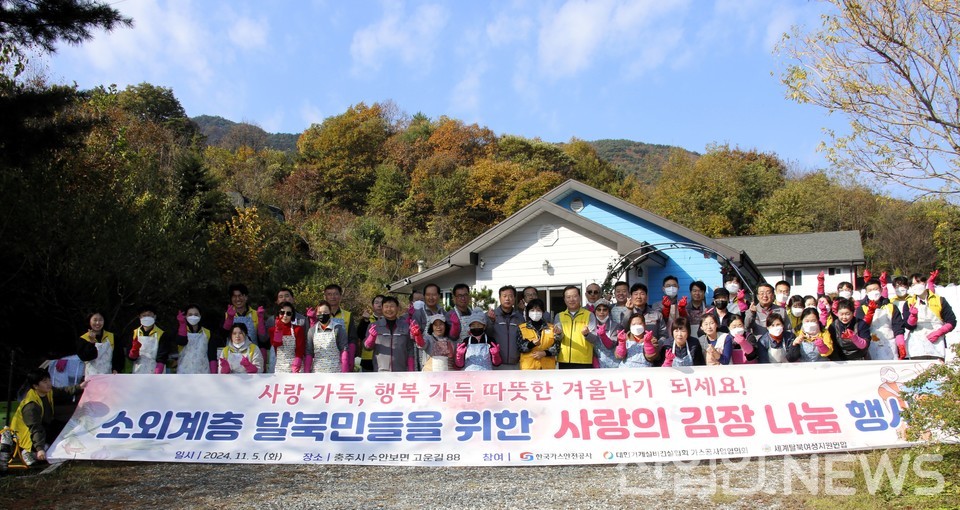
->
xmin=903 ymin=272 xmax=956 ymax=361
xmin=217 ymin=323 xmax=264 ymax=373
xmin=126 ymin=305 xmax=171 ymax=374
xmin=324 ymin=284 xmax=357 ymax=367
xmin=9 ymin=368 xmax=86 ymax=467
xmin=553 ymin=285 xmax=594 ymax=369
xmin=222 ymin=283 xmax=267 ymax=363
xmin=76 ymin=311 xmax=124 ymax=375
xmin=518 ymin=299 xmax=558 ymax=370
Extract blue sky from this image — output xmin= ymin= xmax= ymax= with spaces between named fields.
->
xmin=41 ymin=0 xmax=846 ymax=172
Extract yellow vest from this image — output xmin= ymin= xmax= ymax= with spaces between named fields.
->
xmin=907 ymin=293 xmax=945 ymax=319
xmin=11 ymin=389 xmax=53 ymax=451
xmin=177 ymin=328 xmax=211 ymax=355
xmin=518 ymin=323 xmax=556 ymax=370
xmin=556 ymin=309 xmax=593 ymax=364
xmin=81 ymin=331 xmax=115 ymax=348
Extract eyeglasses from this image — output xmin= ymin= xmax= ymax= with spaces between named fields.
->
xmin=586 ymin=290 xmax=600 ymax=295
xmin=279 ymin=310 xmax=294 ymax=317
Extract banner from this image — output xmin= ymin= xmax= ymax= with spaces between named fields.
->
xmin=49 ymin=361 xmax=937 ymax=466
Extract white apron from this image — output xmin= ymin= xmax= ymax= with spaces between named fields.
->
xmin=463 ymin=341 xmax=493 ymax=371
xmin=85 ymin=340 xmax=113 ymax=375
xmin=272 ymin=329 xmax=298 ymax=373
xmin=767 ymin=336 xmax=788 ymax=364
xmin=671 ymin=344 xmax=694 ymax=367
xmin=907 ymin=300 xmax=945 ymax=359
xmin=868 ymin=305 xmax=897 ymax=360
xmin=619 ymin=340 xmax=653 ymax=368
xmin=178 ymin=329 xmax=210 ymax=374
xmin=132 ymin=330 xmax=159 ymax=375
xmin=311 ymin=326 xmax=341 ymax=373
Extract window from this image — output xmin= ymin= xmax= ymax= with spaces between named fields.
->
xmin=785 ymin=269 xmax=803 ymax=286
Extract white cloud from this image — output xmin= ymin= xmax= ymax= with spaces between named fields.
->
xmin=350 ymin=2 xmax=449 ymax=74
xmin=449 ymin=64 xmax=485 ymax=119
xmin=486 ymin=13 xmax=532 ymax=46
xmin=228 ymin=16 xmax=269 ymax=50
xmin=300 ymin=101 xmax=325 ymax=127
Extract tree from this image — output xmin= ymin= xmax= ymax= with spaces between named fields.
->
xmin=0 ymin=0 xmax=131 ymax=52
xmin=780 ymin=0 xmax=960 ymax=194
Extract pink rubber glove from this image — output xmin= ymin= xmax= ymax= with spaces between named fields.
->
xmin=814 ymin=337 xmax=830 ymax=354
xmin=154 ymin=362 xmax=164 ymax=374
xmin=597 ymin=324 xmax=613 ymax=349
xmin=907 ymin=305 xmax=918 ymax=327
xmin=256 ymin=306 xmax=266 ymax=336
xmin=841 ymin=328 xmax=867 ymax=349
xmin=340 ymin=349 xmax=351 ymax=373
xmin=271 ymin=327 xmax=285 ymax=347
xmin=880 ymin=272 xmax=889 ymax=298
xmin=347 ymin=343 xmax=356 ymax=363
xmin=306 ymin=307 xmax=317 ymax=328
xmin=449 ymin=312 xmax=461 ymax=339
xmin=219 ymin=358 xmax=231 ymax=374
xmin=895 ymin=335 xmax=906 ymax=359
xmin=410 ymin=321 xmax=425 ymax=347
xmin=817 ymin=271 xmax=825 ymax=295
xmin=407 ymin=356 xmax=415 ymax=371
xmin=927 ymin=323 xmax=953 ymax=343
xmin=364 ymin=324 xmax=378 ymax=350
xmin=240 ymin=356 xmax=258 ymax=373
xmin=663 ymin=349 xmax=676 ymax=367
xmin=209 ymin=360 xmax=219 ymax=374
xmin=304 ymin=355 xmax=314 ymax=372
xmin=817 ymin=301 xmax=829 ymax=326
xmin=832 ymin=300 xmax=840 ymax=315
xmin=455 ymin=342 xmax=468 ymax=368
xmin=291 ymin=357 xmax=303 ymax=373
xmin=642 ymin=330 xmax=657 ymax=356
xmin=490 ymin=342 xmax=502 ymax=366
xmin=929 ymin=269 xmax=939 ymax=292
xmin=736 ymin=290 xmax=748 ymax=312
xmin=223 ymin=305 xmax=236 ymax=330
xmin=677 ymin=296 xmax=688 ymax=317
xmin=55 ymin=359 xmax=68 ymax=372
xmin=177 ymin=310 xmax=188 ymax=336
xmin=734 ymin=334 xmax=754 ymax=355
xmin=615 ymin=330 xmax=628 ymax=359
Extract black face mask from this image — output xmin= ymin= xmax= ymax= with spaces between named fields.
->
xmin=714 ymin=300 xmax=728 ymax=310
xmin=318 ymin=313 xmax=331 ymax=324
xmin=469 ymin=327 xmax=485 ymax=337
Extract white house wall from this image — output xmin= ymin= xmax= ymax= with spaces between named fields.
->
xmin=759 ymin=266 xmax=858 ymax=298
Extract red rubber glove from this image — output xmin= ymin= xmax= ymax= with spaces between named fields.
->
xmin=817 ymin=271 xmax=825 ymax=295
xmin=364 ymin=324 xmax=378 ymax=350
xmin=661 ymin=295 xmax=671 ymax=312
xmin=410 ymin=321 xmax=425 ymax=347
xmin=240 ymin=356 xmax=258 ymax=373
xmin=841 ymin=329 xmax=854 ymax=340
xmin=863 ymin=300 xmax=878 ymax=325
xmin=256 ymin=306 xmax=266 ymax=336
xmin=929 ymin=269 xmax=940 ymax=292
xmin=219 ymin=358 xmax=231 ymax=374
xmin=677 ymin=296 xmax=688 ymax=317
xmin=862 ymin=268 xmax=872 ymax=282
xmin=895 ymin=335 xmax=906 ymax=359
xmin=54 ymin=358 xmax=68 ymax=372
xmin=129 ymin=337 xmax=142 ymax=359
xmin=880 ymin=271 xmax=889 ymax=298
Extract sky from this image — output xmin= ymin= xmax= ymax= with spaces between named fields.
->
xmin=40 ymin=0 xmax=848 ymax=172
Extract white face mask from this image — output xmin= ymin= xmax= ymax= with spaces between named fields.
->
xmin=909 ymin=284 xmax=926 ymax=296
xmin=413 ymin=300 xmax=425 ymax=310
xmin=725 ymin=283 xmax=740 ymax=294
xmin=775 ymin=293 xmax=788 ymax=304
xmin=140 ymin=316 xmax=156 ymax=328
xmin=768 ymin=325 xmax=784 ymax=337
xmin=186 ymin=315 xmax=201 ymax=326
xmin=630 ymin=324 xmax=645 ymax=336
xmin=802 ymin=322 xmax=819 ymax=335
xmin=528 ymin=311 xmax=543 ymax=322
xmin=838 ymin=290 xmax=852 ymax=300
xmin=895 ymin=287 xmax=908 ymax=297
xmin=867 ymin=290 xmax=881 ymax=302
xmin=729 ymin=327 xmax=745 ymax=337
xmin=791 ymin=307 xmax=804 ymax=318
xmin=663 ymin=286 xmax=678 ymax=298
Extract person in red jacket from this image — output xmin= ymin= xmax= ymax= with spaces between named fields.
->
xmin=267 ymin=301 xmax=306 ymax=373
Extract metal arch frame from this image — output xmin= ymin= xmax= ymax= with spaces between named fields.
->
xmin=602 ymin=242 xmax=758 ymax=299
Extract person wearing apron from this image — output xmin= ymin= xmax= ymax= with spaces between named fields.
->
xmin=414 ymin=314 xmax=457 ymax=372
xmin=585 ymin=299 xmax=619 ymax=368
xmin=904 ymin=273 xmax=956 ymax=361
xmin=827 ymin=299 xmax=871 ymax=361
xmin=787 ymin=308 xmax=834 ymax=362
xmin=126 ymin=305 xmax=170 ymax=374
xmin=699 ymin=313 xmax=733 ymax=366
xmin=615 ymin=313 xmax=661 ymax=368
xmin=518 ymin=299 xmax=559 ymax=370
xmin=455 ymin=314 xmax=502 ymax=371
xmin=728 ymin=316 xmax=760 ymax=365
xmin=756 ymin=313 xmax=794 ymax=364
xmin=174 ymin=305 xmax=217 ymax=374
xmin=268 ymin=301 xmax=307 ymax=373
xmin=218 ymin=323 xmax=263 ymax=373
xmin=222 ymin=283 xmax=267 ymax=364
xmin=856 ymin=278 xmax=906 ymax=360
xmin=363 ymin=296 xmax=415 ymax=372
xmin=76 ymin=311 xmax=124 ymax=375
xmin=307 ymin=301 xmax=350 ymax=373
xmin=662 ymin=317 xmax=704 ymax=367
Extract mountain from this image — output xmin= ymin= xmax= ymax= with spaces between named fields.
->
xmin=192 ymin=115 xmax=299 ymax=153
xmin=589 ymin=139 xmax=699 ymax=183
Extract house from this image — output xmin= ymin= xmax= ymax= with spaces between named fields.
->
xmin=387 ymin=180 xmax=764 ymax=313
xmin=718 ymin=231 xmax=866 ymax=297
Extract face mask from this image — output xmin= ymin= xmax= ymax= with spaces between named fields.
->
xmin=909 ymin=284 xmax=925 ymax=296
xmin=413 ymin=300 xmax=425 ymax=310
xmin=630 ymin=324 xmax=645 ymax=336
xmin=469 ymin=327 xmax=485 ymax=337
xmin=725 ymin=283 xmax=739 ymax=294
xmin=729 ymin=327 xmax=745 ymax=337
xmin=768 ymin=325 xmax=784 ymax=337
xmin=867 ymin=290 xmax=881 ymax=302
xmin=838 ymin=290 xmax=852 ymax=300
xmin=140 ymin=316 xmax=156 ymax=328
xmin=186 ymin=315 xmax=201 ymax=326
xmin=895 ymin=287 xmax=908 ymax=297
xmin=775 ymin=293 xmax=788 ymax=304
xmin=663 ymin=286 xmax=678 ymax=298
xmin=791 ymin=307 xmax=804 ymax=318
xmin=528 ymin=311 xmax=543 ymax=322
xmin=802 ymin=322 xmax=819 ymax=335
xmin=714 ymin=300 xmax=728 ymax=310
xmin=318 ymin=313 xmax=331 ymax=324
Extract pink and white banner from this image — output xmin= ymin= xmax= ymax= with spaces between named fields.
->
xmin=49 ymin=361 xmax=936 ymax=466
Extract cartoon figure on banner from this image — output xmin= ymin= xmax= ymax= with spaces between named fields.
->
xmin=877 ymin=366 xmax=908 ymax=440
